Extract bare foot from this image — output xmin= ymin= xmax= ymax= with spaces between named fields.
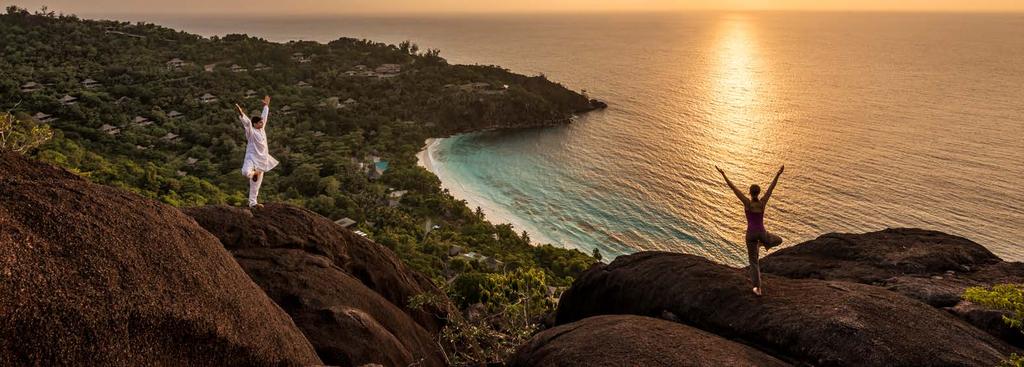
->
xmin=753 ymin=287 xmax=763 ymax=297
xmin=249 ymin=203 xmax=264 ymax=209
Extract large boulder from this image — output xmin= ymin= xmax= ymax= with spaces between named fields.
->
xmin=556 ymin=251 xmax=1013 ymax=367
xmin=761 ymin=229 xmax=1024 ymax=346
xmin=760 ymin=228 xmax=1003 ymax=284
xmin=0 ymin=153 xmax=322 ymax=366
xmin=186 ymin=205 xmax=446 ymax=367
xmin=950 ymin=301 xmax=1024 ymax=348
xmin=510 ymin=315 xmax=790 ymax=367
xmin=761 ymin=229 xmax=1024 ymax=307
xmin=185 ymin=204 xmax=445 ymax=332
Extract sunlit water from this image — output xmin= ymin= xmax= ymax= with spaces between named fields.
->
xmin=119 ymin=12 xmax=1024 ymax=264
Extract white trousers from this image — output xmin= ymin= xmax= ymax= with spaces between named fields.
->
xmin=246 ymin=170 xmax=264 ymax=207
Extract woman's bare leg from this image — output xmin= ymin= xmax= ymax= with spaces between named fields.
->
xmin=763 ymin=232 xmax=784 ymax=249
xmin=747 ymin=240 xmax=763 ymax=296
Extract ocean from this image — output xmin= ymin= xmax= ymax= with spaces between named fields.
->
xmin=114 ymin=12 xmax=1024 ymax=264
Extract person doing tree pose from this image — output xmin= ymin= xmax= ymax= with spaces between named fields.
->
xmin=235 ymin=95 xmax=278 ymax=208
xmin=715 ymin=165 xmax=785 ymax=296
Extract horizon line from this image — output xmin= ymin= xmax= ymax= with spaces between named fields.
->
xmin=70 ymin=8 xmax=1024 ymax=19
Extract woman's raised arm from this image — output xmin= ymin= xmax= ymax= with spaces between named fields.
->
xmin=716 ymin=166 xmax=751 ymax=206
xmin=762 ymin=165 xmax=785 ymax=204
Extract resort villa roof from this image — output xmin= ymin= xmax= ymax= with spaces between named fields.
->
xmin=166 ymin=58 xmax=188 ymax=70
xmin=198 ymin=93 xmax=219 ymax=103
xmin=229 ymin=64 xmax=247 ymax=72
xmin=161 ymin=132 xmax=180 ymax=141
xmin=344 ymin=98 xmax=358 ymax=104
xmin=296 ymin=81 xmax=311 ymax=88
xmin=59 ymin=95 xmax=78 ymax=105
xmin=334 ymin=217 xmax=357 ymax=228
xmin=21 ymin=81 xmax=43 ymax=92
xmin=244 ymin=90 xmax=258 ymax=99
xmin=33 ymin=112 xmax=57 ymax=123
xmin=82 ymin=78 xmax=102 ymax=88
xmin=185 ymin=157 xmax=199 ymax=165
xmin=204 ymin=63 xmax=217 ymax=72
xmin=254 ymin=63 xmax=270 ymax=71
xmin=133 ymin=116 xmax=152 ymax=126
xmin=99 ymin=124 xmax=120 ymax=135
xmin=167 ymin=110 xmax=184 ymax=118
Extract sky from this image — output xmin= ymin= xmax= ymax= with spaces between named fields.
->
xmin=9 ymin=0 xmax=1024 ymax=15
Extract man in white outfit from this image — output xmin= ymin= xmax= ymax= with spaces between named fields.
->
xmin=235 ymin=95 xmax=279 ymax=208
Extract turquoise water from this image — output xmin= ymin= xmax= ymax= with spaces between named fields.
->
xmin=133 ymin=12 xmax=1024 ymax=265
xmin=426 ymin=130 xmax=721 ymax=259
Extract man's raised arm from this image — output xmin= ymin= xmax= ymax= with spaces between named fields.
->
xmin=236 ymin=103 xmax=251 ymax=129
xmin=260 ymin=95 xmax=270 ymax=126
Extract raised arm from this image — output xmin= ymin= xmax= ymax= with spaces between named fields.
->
xmin=260 ymin=95 xmax=270 ymax=126
xmin=236 ymin=103 xmax=251 ymax=129
xmin=716 ymin=166 xmax=750 ymax=206
xmin=762 ymin=165 xmax=785 ymax=204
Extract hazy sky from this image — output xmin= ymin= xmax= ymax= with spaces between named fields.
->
xmin=10 ymin=0 xmax=1024 ymax=15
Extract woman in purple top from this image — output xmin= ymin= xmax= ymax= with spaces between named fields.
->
xmin=715 ymin=165 xmax=785 ymax=296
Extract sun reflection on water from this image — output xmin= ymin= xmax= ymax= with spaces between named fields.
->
xmin=705 ymin=14 xmax=774 ymax=170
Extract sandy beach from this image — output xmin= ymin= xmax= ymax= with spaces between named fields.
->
xmin=417 ymin=137 xmax=560 ymax=246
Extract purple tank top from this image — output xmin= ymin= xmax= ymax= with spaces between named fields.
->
xmin=745 ymin=209 xmax=766 ymax=234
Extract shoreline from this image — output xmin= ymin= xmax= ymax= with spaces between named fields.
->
xmin=416 ymin=137 xmax=561 ymax=248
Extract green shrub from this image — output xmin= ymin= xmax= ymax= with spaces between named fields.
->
xmin=963 ymin=284 xmax=1024 ymax=366
xmin=963 ymin=284 xmax=1024 ymax=330
xmin=412 ymin=267 xmax=553 ymax=366
xmin=0 ymin=112 xmax=52 ymax=154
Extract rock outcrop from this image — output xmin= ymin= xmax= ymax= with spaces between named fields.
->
xmin=554 ymin=251 xmax=1014 ymax=367
xmin=760 ymin=228 xmax=1006 ymax=286
xmin=186 ymin=205 xmax=446 ymax=367
xmin=0 ymin=153 xmax=322 ymax=366
xmin=185 ymin=204 xmax=444 ymax=331
xmin=761 ymin=228 xmax=1024 ymax=345
xmin=511 ymin=315 xmax=790 ymax=367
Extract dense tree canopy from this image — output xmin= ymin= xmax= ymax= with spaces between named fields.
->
xmin=0 ymin=7 xmax=597 ymax=292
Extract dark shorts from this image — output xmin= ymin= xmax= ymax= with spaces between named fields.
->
xmin=746 ymin=231 xmax=783 ymax=249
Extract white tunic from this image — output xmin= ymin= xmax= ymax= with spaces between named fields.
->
xmin=240 ymin=105 xmax=279 ymax=176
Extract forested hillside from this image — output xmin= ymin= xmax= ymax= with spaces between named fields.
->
xmin=0 ymin=7 xmax=598 ymax=299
